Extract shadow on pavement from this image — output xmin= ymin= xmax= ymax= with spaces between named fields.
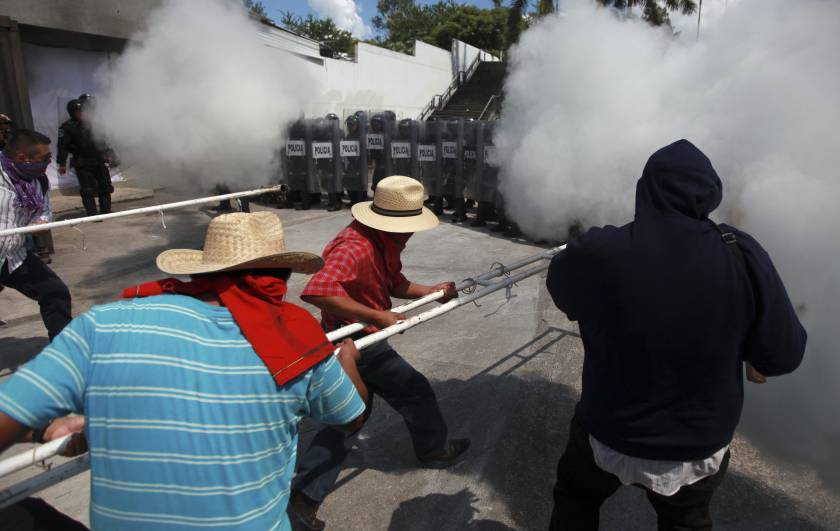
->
xmin=301 ymin=330 xmax=836 ymax=530
xmin=387 ymin=489 xmax=517 ymax=531
xmin=0 ymin=336 xmax=48 ymax=373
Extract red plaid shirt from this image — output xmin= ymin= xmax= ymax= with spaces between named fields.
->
xmin=303 ymin=222 xmax=408 ymax=333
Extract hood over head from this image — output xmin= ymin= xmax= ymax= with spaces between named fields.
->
xmin=635 ymin=139 xmax=722 ymax=220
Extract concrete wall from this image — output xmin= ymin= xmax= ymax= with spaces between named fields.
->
xmin=0 ymin=0 xmax=162 ymax=39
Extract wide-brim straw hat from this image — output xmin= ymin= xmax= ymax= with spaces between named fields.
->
xmin=351 ymin=175 xmax=439 ymax=233
xmin=157 ymin=211 xmax=323 ymax=275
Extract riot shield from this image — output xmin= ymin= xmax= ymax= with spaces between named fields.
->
xmin=417 ymin=120 xmax=442 ymax=211
xmin=479 ymin=120 xmax=499 ymax=204
xmin=311 ymin=118 xmax=339 ymax=197
xmin=341 ymin=113 xmax=366 ymax=192
xmin=284 ymin=119 xmax=314 ymax=199
xmin=368 ymin=113 xmax=386 ymax=191
xmin=390 ymin=118 xmax=417 ymax=178
xmin=462 ymin=119 xmax=479 ymax=204
xmin=442 ymin=119 xmax=463 ymax=209
xmin=382 ymin=112 xmax=396 ymax=178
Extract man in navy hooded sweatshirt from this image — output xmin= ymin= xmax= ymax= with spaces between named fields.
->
xmin=546 ymin=140 xmax=806 ymax=530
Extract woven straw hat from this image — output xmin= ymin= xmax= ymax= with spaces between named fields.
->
xmin=351 ymin=175 xmax=439 ymax=233
xmin=156 ymin=212 xmax=323 ymax=275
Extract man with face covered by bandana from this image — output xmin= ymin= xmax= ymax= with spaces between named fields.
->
xmin=0 ymin=129 xmax=72 ymax=340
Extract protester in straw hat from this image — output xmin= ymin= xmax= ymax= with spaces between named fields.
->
xmin=0 ymin=212 xmax=370 ymax=531
xmin=290 ymin=175 xmax=470 ymax=530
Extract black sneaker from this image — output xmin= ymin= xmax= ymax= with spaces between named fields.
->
xmin=288 ymin=491 xmax=325 ymax=531
xmin=419 ymin=438 xmax=471 ymax=469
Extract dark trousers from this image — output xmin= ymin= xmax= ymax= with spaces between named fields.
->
xmin=550 ymin=416 xmax=730 ymax=531
xmin=1 ymin=252 xmax=71 ymax=340
xmin=76 ymin=163 xmax=113 ymax=215
xmin=293 ymin=345 xmax=448 ymax=503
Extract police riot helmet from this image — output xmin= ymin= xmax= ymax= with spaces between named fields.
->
xmin=0 ymin=113 xmax=12 ymax=125
xmin=370 ymin=114 xmax=384 ymax=132
xmin=383 ymin=110 xmax=396 ymax=123
xmin=66 ymin=99 xmax=83 ymax=116
xmin=345 ymin=115 xmax=360 ymax=132
xmin=325 ymin=113 xmax=340 ymax=121
xmin=398 ymin=118 xmax=413 ymax=136
xmin=354 ymin=110 xmax=366 ymax=118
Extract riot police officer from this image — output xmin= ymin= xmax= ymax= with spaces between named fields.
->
xmin=369 ymin=113 xmax=386 ymax=192
xmin=342 ymin=114 xmax=367 ymax=205
xmin=57 ymin=98 xmax=116 ymax=216
xmin=315 ymin=114 xmax=342 ymax=211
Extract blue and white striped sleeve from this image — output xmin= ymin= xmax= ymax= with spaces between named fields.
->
xmin=0 ymin=311 xmax=93 ymax=428
xmin=305 ymin=355 xmax=365 ymax=426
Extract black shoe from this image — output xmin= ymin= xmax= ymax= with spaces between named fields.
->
xmin=327 ymin=203 xmax=342 ymax=212
xmin=503 ymin=228 xmax=522 ymax=238
xmin=419 ymin=438 xmax=471 ymax=469
xmin=490 ymin=223 xmax=509 ymax=233
xmin=470 ymin=219 xmax=486 ymax=227
xmin=288 ymin=491 xmax=325 ymax=531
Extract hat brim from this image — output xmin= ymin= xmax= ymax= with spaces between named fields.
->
xmin=351 ymin=201 xmax=439 ymax=233
xmin=156 ymin=249 xmax=324 ymax=276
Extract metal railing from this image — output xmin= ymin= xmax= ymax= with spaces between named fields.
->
xmin=418 ymin=53 xmax=485 ymax=121
xmin=479 ymin=94 xmax=502 ymax=121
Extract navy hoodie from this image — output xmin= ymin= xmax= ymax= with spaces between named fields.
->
xmin=546 ymin=140 xmax=806 ymax=461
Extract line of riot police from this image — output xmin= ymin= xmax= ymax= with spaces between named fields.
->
xmin=280 ymin=113 xmax=517 ymax=235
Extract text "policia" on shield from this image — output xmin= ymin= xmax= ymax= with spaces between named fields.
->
xmin=286 ymin=140 xmax=305 ymax=156
xmin=391 ymin=142 xmax=411 ymax=159
xmin=312 ymin=142 xmax=333 ymax=159
xmin=340 ymin=141 xmax=360 ymax=157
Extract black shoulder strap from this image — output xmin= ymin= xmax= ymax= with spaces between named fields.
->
xmin=708 ymin=219 xmax=746 ymax=271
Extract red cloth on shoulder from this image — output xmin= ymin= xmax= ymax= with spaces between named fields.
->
xmin=122 ymin=274 xmax=334 ymax=386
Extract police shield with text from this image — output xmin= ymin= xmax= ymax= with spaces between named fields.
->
xmin=460 ymin=119 xmax=479 ymax=223
xmin=57 ymin=97 xmax=116 ymax=216
xmin=341 ymin=114 xmax=368 ymax=205
xmin=391 ymin=118 xmax=416 ymax=178
xmin=368 ymin=113 xmax=386 ymax=192
xmin=417 ymin=120 xmax=443 ymax=215
xmin=284 ymin=118 xmax=313 ymax=209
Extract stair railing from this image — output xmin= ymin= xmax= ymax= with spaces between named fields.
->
xmin=478 ymin=94 xmax=502 ymax=120
xmin=418 ymin=53 xmax=485 ymax=121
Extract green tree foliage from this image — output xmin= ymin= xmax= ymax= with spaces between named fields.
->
xmin=429 ymin=6 xmax=507 ymax=56
xmin=242 ymin=0 xmax=268 ymax=18
xmin=596 ymin=0 xmax=696 ymax=27
xmin=280 ymin=13 xmax=358 ymax=58
xmin=372 ymin=0 xmax=508 ymax=55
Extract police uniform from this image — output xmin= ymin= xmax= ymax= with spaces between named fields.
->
xmin=57 ymin=100 xmax=114 ymax=216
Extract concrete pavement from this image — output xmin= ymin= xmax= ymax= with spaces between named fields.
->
xmin=1 ymin=191 xmax=838 ymax=530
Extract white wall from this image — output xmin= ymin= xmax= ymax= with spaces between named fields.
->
xmin=304 ymin=41 xmax=453 ymax=119
xmin=451 ymin=40 xmax=500 ymax=74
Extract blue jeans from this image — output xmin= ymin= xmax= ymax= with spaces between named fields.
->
xmin=293 ymin=342 xmax=448 ymax=502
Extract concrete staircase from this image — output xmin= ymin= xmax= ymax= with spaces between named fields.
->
xmin=429 ymin=62 xmax=505 ymax=121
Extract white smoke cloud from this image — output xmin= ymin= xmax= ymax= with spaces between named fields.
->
xmin=92 ymin=0 xmax=313 ymax=190
xmin=498 ymin=0 xmax=840 ymax=487
xmin=307 ymin=0 xmax=371 ymax=38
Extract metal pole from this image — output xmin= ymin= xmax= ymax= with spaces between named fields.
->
xmin=326 ymin=245 xmax=563 ymax=342
xmin=0 ymin=455 xmax=90 ymax=510
xmin=0 ymin=244 xmax=566 ymax=495
xmin=0 ymin=437 xmax=73 ymax=478
xmin=0 ymin=185 xmax=285 ymax=237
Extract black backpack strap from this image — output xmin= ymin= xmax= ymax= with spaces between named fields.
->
xmin=708 ymin=219 xmax=746 ymax=271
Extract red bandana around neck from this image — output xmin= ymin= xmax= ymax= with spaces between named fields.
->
xmin=122 ymin=274 xmax=335 ymax=386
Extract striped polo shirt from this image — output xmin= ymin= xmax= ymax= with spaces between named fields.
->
xmin=0 ymin=294 xmax=365 ymax=530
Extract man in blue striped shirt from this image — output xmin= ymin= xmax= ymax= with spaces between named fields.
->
xmin=0 ymin=212 xmax=368 ymax=530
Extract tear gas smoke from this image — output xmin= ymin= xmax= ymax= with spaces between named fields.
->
xmin=92 ymin=0 xmax=312 ymax=191
xmin=308 ymin=0 xmax=371 ymax=38
xmin=497 ymin=0 xmax=840 ymax=487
